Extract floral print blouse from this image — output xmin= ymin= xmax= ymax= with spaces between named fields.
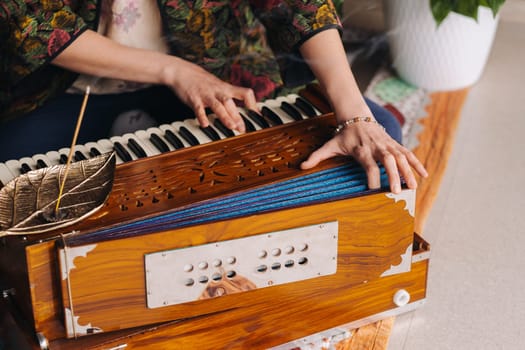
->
xmin=0 ymin=0 xmax=341 ymax=121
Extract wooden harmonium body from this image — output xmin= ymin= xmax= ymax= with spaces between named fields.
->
xmin=0 ymin=112 xmax=430 ymax=349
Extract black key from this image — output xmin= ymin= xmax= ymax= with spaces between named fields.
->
xmin=20 ymin=163 xmax=32 ymax=174
xmin=113 ymin=142 xmax=132 ymax=162
xmin=36 ymin=159 xmax=48 ymax=169
xmin=261 ymin=106 xmax=283 ymax=126
xmin=280 ymin=101 xmax=303 ymax=121
xmin=59 ymin=153 xmax=68 ymax=164
xmin=246 ymin=109 xmax=270 ymax=128
xmin=164 ymin=130 xmax=184 ymax=149
xmin=74 ymin=151 xmax=87 ymax=162
xmin=294 ymin=96 xmax=317 ymax=118
xmin=150 ymin=133 xmax=170 ymax=153
xmin=213 ymin=119 xmax=235 ymax=137
xmin=241 ymin=114 xmax=256 ymax=132
xmin=128 ymin=138 xmax=147 ymax=158
xmin=200 ymin=125 xmax=221 ymax=141
xmin=89 ymin=147 xmax=102 ymax=157
xmin=178 ymin=126 xmax=200 ymax=146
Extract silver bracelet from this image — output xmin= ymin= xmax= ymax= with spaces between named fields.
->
xmin=334 ymin=116 xmax=385 ymax=134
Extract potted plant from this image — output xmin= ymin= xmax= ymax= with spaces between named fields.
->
xmin=382 ymin=0 xmax=506 ymax=91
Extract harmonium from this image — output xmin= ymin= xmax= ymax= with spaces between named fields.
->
xmin=0 ymin=86 xmax=430 ymax=349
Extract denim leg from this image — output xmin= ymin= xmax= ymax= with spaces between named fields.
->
xmin=0 ymin=87 xmax=190 ymax=162
xmin=365 ymin=97 xmax=402 ymax=144
xmin=0 ymin=94 xmax=123 ymax=162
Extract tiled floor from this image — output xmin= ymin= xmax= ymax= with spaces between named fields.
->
xmin=388 ymin=2 xmax=525 ymax=350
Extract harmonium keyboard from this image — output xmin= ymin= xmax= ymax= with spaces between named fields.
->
xmin=0 ymin=86 xmax=430 ymax=349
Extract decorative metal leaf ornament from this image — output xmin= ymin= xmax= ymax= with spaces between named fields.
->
xmin=0 ymin=152 xmax=116 ymax=236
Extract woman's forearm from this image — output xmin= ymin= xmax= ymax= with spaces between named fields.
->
xmin=52 ymin=29 xmax=256 ymax=132
xmin=51 ymin=29 xmax=179 ymax=87
xmin=299 ymin=28 xmax=372 ymax=120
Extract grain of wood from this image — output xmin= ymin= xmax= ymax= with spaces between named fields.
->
xmin=346 ymin=88 xmax=470 ymax=350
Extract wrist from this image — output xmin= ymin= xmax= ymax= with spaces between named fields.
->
xmin=333 ymin=99 xmax=374 ymax=124
xmin=159 ymin=57 xmax=178 ymax=86
xmin=334 ymin=116 xmax=385 ymax=134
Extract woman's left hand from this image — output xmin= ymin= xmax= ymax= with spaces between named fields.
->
xmin=300 ymin=121 xmax=428 ymax=194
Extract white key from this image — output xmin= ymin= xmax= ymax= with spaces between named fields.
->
xmin=123 ymin=132 xmax=158 ymax=157
xmin=32 ymin=154 xmax=51 ymax=169
xmin=94 ymin=139 xmax=114 ymax=154
xmin=109 ymin=136 xmax=137 ymax=162
xmin=275 ymin=96 xmax=305 ymax=122
xmin=159 ymin=124 xmax=191 ymax=148
xmin=5 ymin=159 xmax=22 ymax=179
xmin=97 ymin=139 xmax=123 ymax=164
xmin=58 ymin=147 xmax=73 ymax=164
xmin=145 ymin=127 xmax=177 ymax=152
xmin=172 ymin=120 xmax=210 ymax=145
xmin=0 ymin=163 xmax=15 ymax=186
xmin=207 ymin=114 xmax=241 ymax=138
xmin=239 ymin=108 xmax=264 ymax=131
xmin=287 ymin=93 xmax=321 ymax=117
xmin=183 ymin=117 xmax=223 ymax=142
xmin=84 ymin=142 xmax=104 ymax=158
xmin=19 ymin=157 xmax=38 ymax=173
xmin=45 ymin=151 xmax=63 ymax=166
xmin=71 ymin=145 xmax=90 ymax=161
xmin=258 ymin=98 xmax=290 ymax=124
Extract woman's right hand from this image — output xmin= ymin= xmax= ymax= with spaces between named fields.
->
xmin=53 ymin=30 xmax=258 ymax=133
xmin=162 ymin=59 xmax=258 ymax=133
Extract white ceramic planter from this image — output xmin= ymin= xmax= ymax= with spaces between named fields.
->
xmin=383 ymin=0 xmax=500 ymax=91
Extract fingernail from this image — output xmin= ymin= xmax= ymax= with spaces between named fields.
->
xmin=393 ymin=183 xmax=401 ymax=193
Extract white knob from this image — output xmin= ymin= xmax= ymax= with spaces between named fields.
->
xmin=393 ymin=289 xmax=411 ymax=307
xmin=271 ymin=248 xmax=281 ymax=256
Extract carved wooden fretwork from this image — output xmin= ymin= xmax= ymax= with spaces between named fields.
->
xmin=41 ymin=114 xmax=343 ymax=241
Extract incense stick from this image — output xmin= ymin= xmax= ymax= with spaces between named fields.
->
xmin=55 ymin=86 xmax=91 ymax=217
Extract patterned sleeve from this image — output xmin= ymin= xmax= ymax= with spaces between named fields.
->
xmin=0 ymin=0 xmax=89 ymax=86
xmin=249 ymin=0 xmax=342 ymax=86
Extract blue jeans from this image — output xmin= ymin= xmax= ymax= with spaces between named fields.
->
xmin=0 ymin=86 xmax=401 ymax=162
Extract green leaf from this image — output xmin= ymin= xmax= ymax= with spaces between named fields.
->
xmin=431 ymin=0 xmax=506 ymax=24
xmin=453 ymin=0 xmax=480 ymax=20
xmin=483 ymin=0 xmax=506 ymax=17
xmin=430 ymin=0 xmax=454 ymax=25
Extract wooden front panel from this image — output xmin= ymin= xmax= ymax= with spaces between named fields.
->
xmin=26 ymin=240 xmax=66 ymax=340
xmin=47 ymin=257 xmax=428 ymax=350
xmin=31 ymin=189 xmax=416 ymax=339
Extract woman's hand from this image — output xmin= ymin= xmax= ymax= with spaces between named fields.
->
xmin=297 ymin=29 xmax=427 ymax=193
xmin=163 ymin=60 xmax=258 ymax=133
xmin=53 ymin=30 xmax=258 ymax=133
xmin=300 ymin=121 xmax=428 ymax=194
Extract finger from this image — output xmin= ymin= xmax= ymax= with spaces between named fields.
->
xmin=194 ymin=105 xmax=209 ymax=128
xmin=361 ymin=156 xmax=382 ymax=190
xmin=381 ymin=152 xmax=402 ymax=193
xmin=234 ymin=88 xmax=258 ymax=112
xmin=393 ymin=150 xmax=417 ymax=190
xmin=300 ymin=141 xmax=338 ymax=170
xmin=223 ymin=98 xmax=245 ymax=133
xmin=350 ymin=145 xmax=381 ymax=190
xmin=211 ymin=98 xmax=239 ymax=131
xmin=405 ymin=150 xmax=429 ymax=178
